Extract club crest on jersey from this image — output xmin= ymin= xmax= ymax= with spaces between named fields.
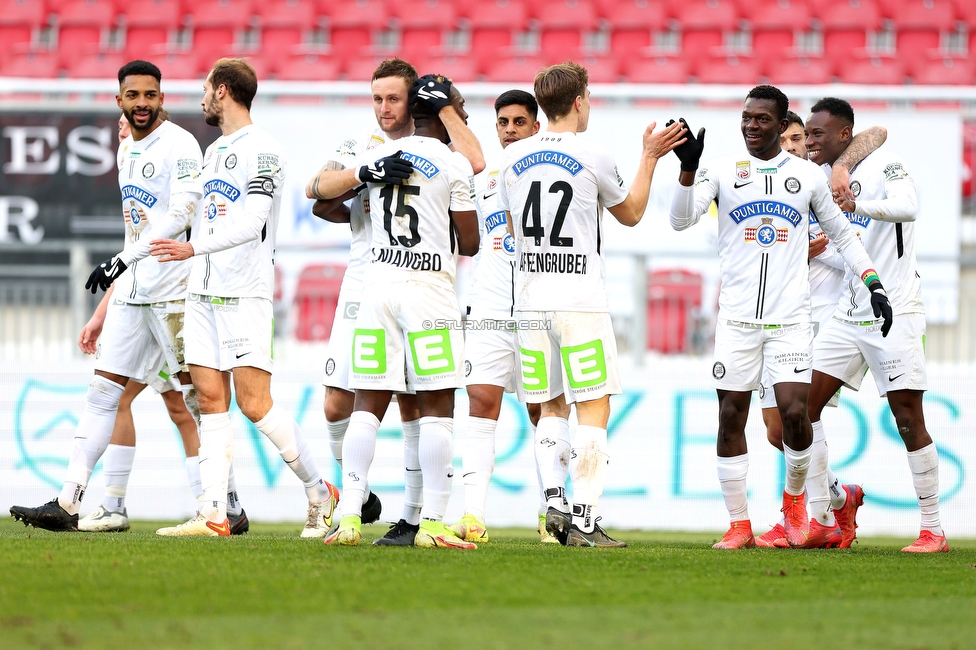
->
xmin=206 ymin=197 xmax=228 ymax=222
xmin=124 ymin=200 xmax=148 ymax=235
xmin=850 ymin=181 xmax=861 ymax=197
xmin=512 ymin=151 xmax=582 ymax=176
xmin=367 ymin=135 xmax=385 ymax=151
xmin=736 ymin=161 xmax=751 ymax=179
xmin=225 ymin=153 xmax=237 ymax=170
xmin=487 ymin=172 xmax=497 ymax=191
xmin=785 ymin=177 xmax=800 ymax=194
xmin=484 ymin=210 xmax=507 ymax=232
xmin=494 ymin=234 xmax=516 ymax=256
xmin=142 ymin=162 xmax=155 ymax=178
xmin=398 ymin=152 xmax=439 ymax=179
xmin=120 ymin=184 xmax=158 ymax=209
xmin=745 ymin=217 xmax=788 ymax=247
xmin=729 ymin=200 xmax=803 ymax=226
xmin=203 ymin=179 xmax=241 ymax=202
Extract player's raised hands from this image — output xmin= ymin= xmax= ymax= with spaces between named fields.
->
xmin=643 ymin=120 xmax=687 ymax=160
xmin=667 ymin=118 xmax=706 ymax=172
xmin=410 ymin=74 xmax=453 ymax=113
xmin=356 ymin=150 xmax=414 ymax=185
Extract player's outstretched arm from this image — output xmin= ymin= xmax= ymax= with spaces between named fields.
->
xmin=312 ymin=198 xmax=352 ymax=224
xmin=450 ymin=209 xmax=480 ymax=256
xmin=607 ymin=120 xmax=687 ymax=226
xmin=831 ymin=126 xmax=887 ymax=200
xmin=836 ymin=159 xmax=918 ymax=223
xmin=441 ymin=109 xmax=485 ymax=174
xmin=78 ymin=284 xmax=113 ymax=353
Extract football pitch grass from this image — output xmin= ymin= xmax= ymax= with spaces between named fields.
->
xmin=1 ymin=518 xmax=974 ymax=650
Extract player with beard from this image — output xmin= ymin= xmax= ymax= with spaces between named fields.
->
xmin=11 ymin=60 xmax=207 ymax=532
xmin=149 ymin=58 xmax=337 ymax=538
xmin=804 ymin=97 xmax=947 ymax=553
xmin=668 ymin=85 xmax=892 ymax=550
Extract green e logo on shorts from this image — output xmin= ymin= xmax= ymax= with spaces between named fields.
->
xmin=408 ymin=328 xmax=455 ymax=376
xmin=560 ymin=339 xmax=607 ymax=389
xmin=352 ymin=328 xmax=386 ymax=374
xmin=520 ymin=347 xmax=549 ymax=392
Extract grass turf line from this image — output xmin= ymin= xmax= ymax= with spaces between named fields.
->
xmin=2 ymin=518 xmax=974 ymax=649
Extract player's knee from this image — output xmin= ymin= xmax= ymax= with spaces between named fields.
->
xmin=527 ymin=403 xmax=542 ymax=428
xmin=467 ymin=389 xmax=500 ymax=419
xmin=766 ymin=423 xmax=784 ymax=449
xmin=780 ymin=402 xmax=808 ymax=429
xmin=235 ymin=395 xmax=270 ymax=423
xmin=324 ymin=394 xmax=353 ymax=423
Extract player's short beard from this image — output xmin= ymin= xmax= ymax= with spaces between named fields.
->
xmin=204 ymin=96 xmax=221 ymax=127
xmin=124 ymin=105 xmax=160 ymax=134
xmin=382 ymin=112 xmax=411 ymax=136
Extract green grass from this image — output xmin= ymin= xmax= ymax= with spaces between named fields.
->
xmin=2 ymin=518 xmax=975 ymax=650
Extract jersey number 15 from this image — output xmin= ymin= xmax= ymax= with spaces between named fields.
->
xmin=380 ymin=184 xmax=421 ymax=247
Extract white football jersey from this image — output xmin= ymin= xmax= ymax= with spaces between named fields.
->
xmin=356 ymin=135 xmax=476 ymax=289
xmin=498 ymin=131 xmax=628 ymax=312
xmin=328 ymin=127 xmax=390 ymax=294
xmin=189 ymin=124 xmax=286 ymax=300
xmin=467 ymin=166 xmax=517 ymax=317
xmin=807 ymin=162 xmax=845 ymax=314
xmin=115 ymin=120 xmax=201 ymax=303
xmin=672 ymin=149 xmax=877 ymax=324
xmin=834 ymin=150 xmax=922 ymax=319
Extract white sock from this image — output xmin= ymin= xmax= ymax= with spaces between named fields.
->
xmin=569 ymin=425 xmax=609 ymax=533
xmin=340 ymin=411 xmax=380 ymax=518
xmin=806 ymin=421 xmax=834 ymax=526
xmin=717 ymin=454 xmax=750 ymax=523
xmin=184 ymin=456 xmax=204 ymax=507
xmin=827 ymin=466 xmax=847 ymax=510
xmin=461 ymin=416 xmax=496 ymax=523
xmin=198 ymin=411 xmax=233 ymax=522
xmin=783 ymin=443 xmax=812 ymax=497
xmin=327 ymin=417 xmax=350 ymax=466
xmin=226 ymin=463 xmax=242 ymax=516
xmin=418 ymin=416 xmax=454 ymax=522
xmin=59 ymin=376 xmax=124 ymax=515
xmin=256 ymin=404 xmax=327 ymax=503
xmin=401 ymin=418 xmax=422 ymax=525
xmin=907 ymin=443 xmax=943 ymax=536
xmin=536 ymin=416 xmax=571 ymax=512
xmin=101 ymin=444 xmax=136 ymax=513
xmin=531 ymin=423 xmax=548 ymax=518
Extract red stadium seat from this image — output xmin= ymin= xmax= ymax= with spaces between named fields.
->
xmin=153 ymin=50 xmax=203 ymax=80
xmin=889 ymin=1 xmax=955 ymax=58
xmin=820 ymin=0 xmax=882 ymax=60
xmin=343 ymin=53 xmax=394 ymax=80
xmin=674 ymin=0 xmax=740 ymax=56
xmin=742 ymin=0 xmax=812 ymax=59
xmin=65 ymin=51 xmax=129 ymax=78
xmin=412 ymin=53 xmax=479 ymax=82
xmin=835 ymin=56 xmax=904 ymax=84
xmin=576 ymin=54 xmax=621 ymax=82
xmin=952 ymin=0 xmax=976 ymax=28
xmin=0 ymin=50 xmax=60 ymax=77
xmin=293 ymin=263 xmax=346 ymax=342
xmin=120 ymin=0 xmax=183 ymax=59
xmin=605 ymin=0 xmax=668 ymax=60
xmin=328 ymin=0 xmax=390 ymax=66
xmin=535 ymin=0 xmax=600 ymax=60
xmin=765 ymin=55 xmax=833 ymax=84
xmin=481 ymin=54 xmax=548 ymax=82
xmin=0 ymin=0 xmax=47 ymax=56
xmin=255 ymin=0 xmax=319 ymax=55
xmin=186 ymin=0 xmax=255 ymax=67
xmin=465 ymin=0 xmax=529 ymax=69
xmin=910 ymin=57 xmax=975 ymax=85
xmin=647 ymin=269 xmax=703 ymax=354
xmin=694 ymin=54 xmax=761 ymax=84
xmin=56 ymin=0 xmax=118 ymax=67
xmin=392 ymin=1 xmax=459 ymax=61
xmin=274 ymin=53 xmax=341 ymax=80
xmin=623 ymin=55 xmax=691 ymax=83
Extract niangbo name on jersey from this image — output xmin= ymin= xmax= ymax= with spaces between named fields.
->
xmin=373 ymin=247 xmax=443 ymax=271
xmin=519 ymin=251 xmax=587 ymax=275
xmin=204 ymin=179 xmax=241 ymax=202
xmin=729 ymin=201 xmax=803 ymax=227
xmin=512 ymin=151 xmax=582 ymax=177
xmin=398 ymin=152 xmax=440 ymax=179
xmin=120 ymin=184 xmax=158 ymax=209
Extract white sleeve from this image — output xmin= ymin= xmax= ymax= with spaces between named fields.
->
xmin=670 ymin=166 xmax=717 ymax=231
xmin=814 ymin=180 xmax=876 ymax=283
xmin=192 ymin=170 xmax=278 ymax=256
xmin=449 ymin=152 xmax=476 ymax=212
xmin=854 ymin=162 xmax=918 ymax=223
xmin=813 ymin=239 xmax=846 ymax=271
xmin=119 ymin=190 xmax=200 ymax=265
xmin=594 ymin=146 xmax=628 ymax=209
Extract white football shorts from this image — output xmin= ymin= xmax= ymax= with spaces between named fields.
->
xmin=322 ymin=288 xmax=362 ymax=390
xmin=463 ymin=314 xmax=523 ymax=398
xmin=712 ymin=320 xmax=813 ymax=392
xmin=348 ymin=280 xmax=464 ymax=392
xmin=759 ymin=307 xmax=839 ymax=409
xmin=515 ymin=310 xmax=621 ymax=405
xmin=813 ymin=312 xmax=927 ymax=397
xmin=184 ymin=294 xmax=274 ymax=373
xmin=95 ymin=298 xmax=186 ymax=384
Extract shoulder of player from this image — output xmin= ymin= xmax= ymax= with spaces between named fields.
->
xmin=858 ymin=148 xmax=907 ymax=177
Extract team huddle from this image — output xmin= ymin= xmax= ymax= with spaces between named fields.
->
xmin=9 ymin=56 xmax=947 ymax=553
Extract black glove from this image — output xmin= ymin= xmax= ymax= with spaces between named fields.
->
xmin=667 ymin=118 xmax=706 ymax=172
xmin=868 ymin=281 xmax=893 ymax=337
xmin=85 ymin=256 xmax=128 ymax=294
xmin=356 ymin=150 xmax=413 ymax=185
xmin=410 ymin=74 xmax=453 ymax=113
